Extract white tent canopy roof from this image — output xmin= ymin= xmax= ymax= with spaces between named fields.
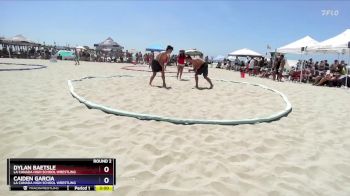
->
xmin=228 ymin=48 xmax=262 ymax=57
xmin=98 ymin=37 xmax=120 ymax=47
xmin=277 ymin=36 xmax=319 ymax=54
xmin=94 ymin=37 xmax=123 ymax=51
xmin=185 ymin=49 xmax=203 ymax=56
xmin=227 ymin=56 xmax=238 ymax=61
xmin=308 ymin=29 xmax=350 ymax=54
xmin=10 ymin=34 xmax=32 ymax=42
xmin=213 ymin=55 xmax=225 ymax=61
xmin=2 ymin=34 xmax=33 ymax=43
xmin=76 ymin=46 xmax=86 ymax=50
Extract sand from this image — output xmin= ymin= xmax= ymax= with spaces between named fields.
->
xmin=1 ymin=58 xmax=350 ymax=196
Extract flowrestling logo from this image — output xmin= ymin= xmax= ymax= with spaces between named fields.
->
xmin=321 ymin=9 xmax=339 ymax=16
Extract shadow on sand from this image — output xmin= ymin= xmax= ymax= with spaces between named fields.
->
xmin=194 ymin=87 xmax=213 ymax=90
xmin=154 ymin=85 xmax=172 ymax=90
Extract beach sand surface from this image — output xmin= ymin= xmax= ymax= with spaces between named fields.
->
xmin=1 ymin=58 xmax=350 ymax=196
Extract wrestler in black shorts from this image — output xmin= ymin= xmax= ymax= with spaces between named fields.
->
xmin=196 ymin=62 xmax=209 ymax=77
xmin=151 ymin=59 xmax=162 ymax=72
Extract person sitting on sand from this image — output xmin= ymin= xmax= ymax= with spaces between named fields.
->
xmin=318 ymin=60 xmax=325 ymax=72
xmin=186 ymin=55 xmax=213 ymax=89
xmin=336 ymin=75 xmax=350 ymax=87
xmin=324 ymin=60 xmax=330 ymax=70
xmin=149 ymin=45 xmax=173 ymax=88
xmin=313 ymin=70 xmax=339 ymax=86
xmin=330 ymin=60 xmax=340 ymax=73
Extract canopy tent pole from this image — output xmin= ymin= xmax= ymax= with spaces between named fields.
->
xmin=346 ymin=48 xmax=349 ymax=89
xmin=299 ymin=48 xmax=304 ymax=83
xmin=8 ymin=45 xmax=11 ymax=58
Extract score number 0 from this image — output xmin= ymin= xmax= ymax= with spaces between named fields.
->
xmin=103 ymin=166 xmax=110 ymax=184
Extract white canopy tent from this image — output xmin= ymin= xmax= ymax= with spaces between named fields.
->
xmin=227 ymin=56 xmax=237 ymax=61
xmin=1 ymin=34 xmax=38 ymax=46
xmin=9 ymin=34 xmax=32 ymax=43
xmin=94 ymin=37 xmax=123 ymax=52
xmin=185 ymin=49 xmax=203 ymax=57
xmin=277 ymin=36 xmax=319 ymax=54
xmin=0 ymin=34 xmax=40 ymax=58
xmin=213 ymin=55 xmax=225 ymax=62
xmin=228 ymin=48 xmax=263 ymax=57
xmin=309 ymin=29 xmax=350 ymax=87
xmin=285 ymin=59 xmax=299 ymax=70
xmin=276 ymin=36 xmax=320 ymax=82
xmin=76 ymin=46 xmax=86 ymax=50
xmin=308 ymin=29 xmax=350 ymax=54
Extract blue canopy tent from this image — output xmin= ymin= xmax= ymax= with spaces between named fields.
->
xmin=54 ymin=50 xmax=75 ymax=60
xmin=145 ymin=44 xmax=165 ymax=52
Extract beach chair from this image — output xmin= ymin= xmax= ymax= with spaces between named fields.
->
xmin=252 ymin=66 xmax=260 ymax=76
xmin=290 ymin=71 xmax=301 ymax=81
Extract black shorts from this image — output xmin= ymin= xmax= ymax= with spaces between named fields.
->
xmin=151 ymin=60 xmax=162 ymax=72
xmin=196 ymin=63 xmax=208 ymax=77
xmin=275 ymin=65 xmax=280 ymax=74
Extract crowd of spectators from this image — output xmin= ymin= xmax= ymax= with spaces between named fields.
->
xmin=215 ymin=56 xmax=349 ymax=88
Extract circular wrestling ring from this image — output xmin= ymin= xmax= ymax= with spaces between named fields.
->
xmin=0 ymin=62 xmax=47 ymax=71
xmin=68 ymin=75 xmax=292 ymax=125
xmin=121 ymin=65 xmax=191 ymax=74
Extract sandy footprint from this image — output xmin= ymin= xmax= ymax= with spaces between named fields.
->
xmin=151 ymin=154 xmax=174 ymax=171
xmin=228 ymin=154 xmax=250 ymax=162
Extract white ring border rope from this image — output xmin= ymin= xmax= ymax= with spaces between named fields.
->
xmin=68 ymin=75 xmax=292 ymax=125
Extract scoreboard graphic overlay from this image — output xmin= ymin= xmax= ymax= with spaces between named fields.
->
xmin=7 ymin=158 xmax=116 ymax=191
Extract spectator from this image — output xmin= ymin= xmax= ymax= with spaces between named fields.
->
xmin=325 ymin=60 xmax=330 ymax=70
xmin=177 ymin=50 xmax=186 ymax=80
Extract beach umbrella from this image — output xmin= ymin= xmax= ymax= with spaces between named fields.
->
xmin=145 ymin=44 xmax=165 ymax=52
xmin=228 ymin=48 xmax=262 ymax=57
xmin=185 ymin=49 xmax=203 ymax=56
